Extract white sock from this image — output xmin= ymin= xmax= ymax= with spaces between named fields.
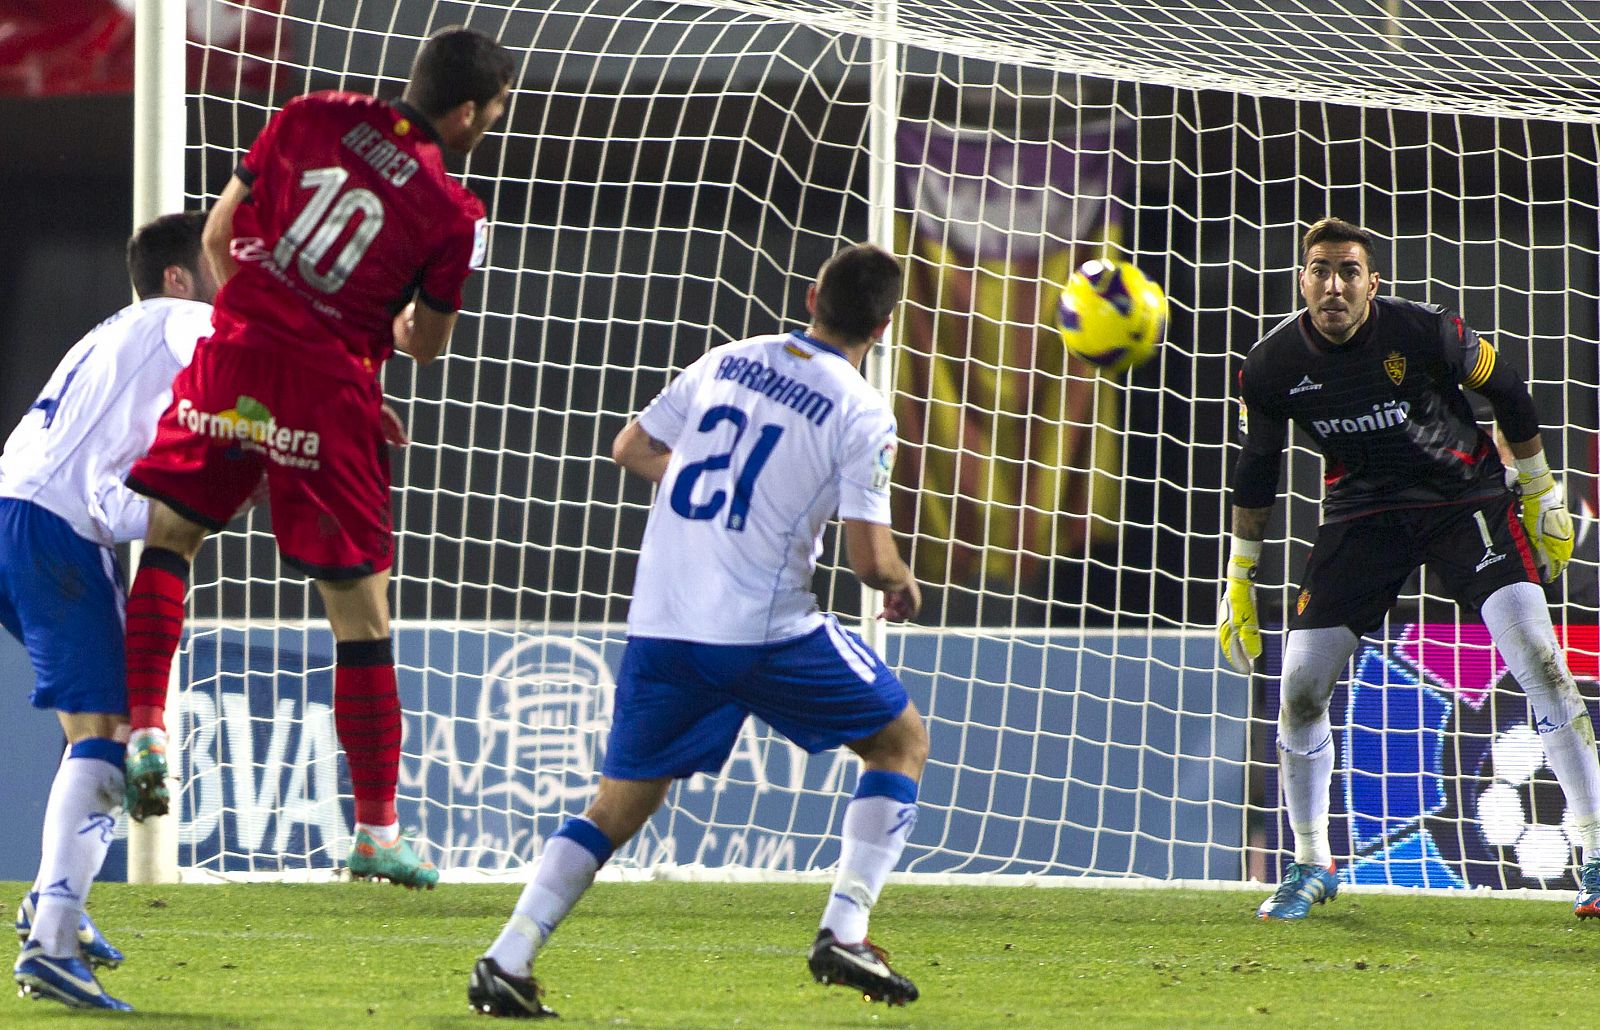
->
xmin=357 ymin=821 xmax=400 ymax=846
xmin=32 ymin=742 xmax=123 ymax=957
xmin=1541 ymin=719 xmax=1600 ymax=862
xmin=486 ymin=825 xmax=608 ymax=976
xmin=820 ymin=792 xmax=918 ymax=944
xmin=1279 ymin=717 xmax=1335 ymax=868
xmin=1481 ymin=582 xmax=1600 ymax=862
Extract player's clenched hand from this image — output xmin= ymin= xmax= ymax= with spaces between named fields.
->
xmin=1519 ymin=473 xmax=1574 ymax=583
xmin=380 ymin=403 xmax=411 ymax=448
xmin=879 ymin=579 xmax=922 ymax=622
xmin=1217 ymin=551 xmax=1261 ymax=675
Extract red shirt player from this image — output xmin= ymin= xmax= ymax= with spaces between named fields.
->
xmin=122 ymin=27 xmax=514 ymax=889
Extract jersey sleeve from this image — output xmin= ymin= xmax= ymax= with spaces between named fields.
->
xmin=417 ymin=197 xmax=487 ymax=314
xmin=1232 ymin=362 xmax=1287 ymax=509
xmin=636 ymin=353 xmax=713 ymax=448
xmin=1437 ymin=309 xmax=1496 ymax=389
xmin=837 ymin=408 xmax=897 ymax=525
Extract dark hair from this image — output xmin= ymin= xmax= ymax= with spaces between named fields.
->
xmin=404 ymin=27 xmax=515 ymax=118
xmin=813 ymin=244 xmax=903 ymax=342
xmin=127 ymin=211 xmax=207 ymax=300
xmin=1302 ymin=216 xmax=1379 ymax=270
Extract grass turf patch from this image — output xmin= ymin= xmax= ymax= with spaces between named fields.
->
xmin=0 ymin=881 xmax=1591 ymax=1026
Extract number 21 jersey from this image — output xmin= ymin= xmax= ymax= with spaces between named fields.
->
xmin=217 ymin=91 xmax=487 ymax=379
xmin=628 ymin=331 xmax=898 ymax=645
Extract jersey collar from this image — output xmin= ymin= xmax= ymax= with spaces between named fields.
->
xmin=790 ymin=330 xmax=848 ymax=360
xmin=390 ymin=100 xmax=443 ymax=144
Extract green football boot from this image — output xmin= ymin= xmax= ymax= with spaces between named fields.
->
xmin=347 ymin=830 xmax=439 ymax=890
xmin=124 ymin=729 xmax=171 ymax=822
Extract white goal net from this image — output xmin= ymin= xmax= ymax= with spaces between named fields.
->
xmin=152 ymin=0 xmax=1599 ymax=890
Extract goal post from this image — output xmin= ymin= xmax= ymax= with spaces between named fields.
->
xmin=134 ymin=0 xmax=1598 ymax=892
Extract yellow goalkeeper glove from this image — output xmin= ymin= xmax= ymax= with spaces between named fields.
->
xmin=1217 ymin=541 xmax=1262 ymax=675
xmin=1515 ymin=459 xmax=1574 ymax=583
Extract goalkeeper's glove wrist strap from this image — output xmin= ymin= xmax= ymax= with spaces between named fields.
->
xmin=1228 ymin=537 xmax=1262 ymax=568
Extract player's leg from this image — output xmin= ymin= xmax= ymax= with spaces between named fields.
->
xmin=472 ymin=776 xmax=671 ymax=1019
xmin=473 ymin=637 xmax=746 ymax=1017
xmin=21 ymin=713 xmax=127 ymax=965
xmin=313 ymin=571 xmax=436 ymax=889
xmin=0 ymin=505 xmax=132 ymax=1009
xmin=122 ymin=342 xmax=267 ymax=819
xmin=1259 ymin=516 xmax=1405 ymax=920
xmin=745 ymin=617 xmax=923 ymax=1004
xmin=121 ymin=501 xmax=209 ymax=820
xmin=1480 ymin=582 xmax=1600 ymax=913
xmin=1432 ymin=494 xmax=1600 ymax=915
xmin=1258 ymin=625 xmax=1357 ymax=920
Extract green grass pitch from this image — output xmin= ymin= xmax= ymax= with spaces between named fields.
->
xmin=2 ymin=881 xmax=1594 ymax=1026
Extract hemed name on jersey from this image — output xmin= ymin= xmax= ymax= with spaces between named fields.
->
xmin=174 ymin=398 xmax=322 ymax=469
xmin=714 ymin=355 xmax=836 ymax=426
xmin=1311 ymin=400 xmax=1411 ymax=437
xmin=341 ymin=122 xmax=420 ymax=187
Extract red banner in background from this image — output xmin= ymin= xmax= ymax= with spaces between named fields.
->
xmin=0 ymin=0 xmax=287 ymax=98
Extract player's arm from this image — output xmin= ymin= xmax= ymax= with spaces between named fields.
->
xmin=1218 ymin=370 xmax=1285 ymax=674
xmin=843 ymin=519 xmax=921 ymax=621
xmin=394 ymin=300 xmax=458 ymax=367
xmin=202 ymin=175 xmax=252 ymax=287
xmin=611 ymin=419 xmax=672 ymax=484
xmin=1465 ymin=339 xmax=1573 ymax=581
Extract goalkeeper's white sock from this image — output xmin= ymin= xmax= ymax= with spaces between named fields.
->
xmin=1279 ymin=717 xmax=1335 ymax=869
xmin=1482 ymin=582 xmax=1600 ymax=861
xmin=820 ymin=771 xmax=919 ymax=944
xmin=486 ymin=817 xmax=613 ymax=976
xmin=31 ymin=740 xmax=123 ymax=958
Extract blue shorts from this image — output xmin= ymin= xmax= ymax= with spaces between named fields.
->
xmin=603 ymin=616 xmax=909 ymax=780
xmin=0 ymin=498 xmax=127 ymax=713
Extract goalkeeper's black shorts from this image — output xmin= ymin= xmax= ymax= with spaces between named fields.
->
xmin=1290 ymin=491 xmax=1539 ymax=636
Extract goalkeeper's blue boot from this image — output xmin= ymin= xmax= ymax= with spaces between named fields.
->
xmin=124 ymin=728 xmax=170 ymax=822
xmin=1257 ymin=862 xmax=1339 ymax=921
xmin=1574 ymin=858 xmax=1600 ymax=918
xmin=14 ymin=892 xmax=123 ymax=969
xmin=13 ymin=941 xmax=132 ymax=1011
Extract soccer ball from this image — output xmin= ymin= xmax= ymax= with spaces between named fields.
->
xmin=1055 ymin=258 xmax=1168 ymax=374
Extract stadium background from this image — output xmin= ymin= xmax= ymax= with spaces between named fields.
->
xmin=0 ymin=0 xmax=1595 ymax=884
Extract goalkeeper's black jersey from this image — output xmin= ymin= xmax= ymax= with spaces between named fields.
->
xmin=1235 ymin=295 xmax=1509 ymax=522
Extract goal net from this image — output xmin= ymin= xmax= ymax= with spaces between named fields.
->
xmin=153 ymin=0 xmax=1599 ymax=890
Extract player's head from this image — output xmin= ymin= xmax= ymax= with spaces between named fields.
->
xmin=1299 ymin=216 xmax=1380 ymax=344
xmin=404 ymin=27 xmax=515 ymax=154
xmin=128 ymin=211 xmax=217 ymax=304
xmin=808 ymin=244 xmax=903 ymax=346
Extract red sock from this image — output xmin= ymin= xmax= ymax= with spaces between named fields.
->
xmin=334 ymin=639 xmax=400 ymax=827
xmin=125 ymin=549 xmax=191 ymax=732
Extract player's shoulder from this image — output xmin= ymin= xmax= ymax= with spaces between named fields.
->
xmin=1375 ymin=294 xmax=1457 ymax=347
xmin=102 ymin=298 xmax=212 ymax=363
xmin=1242 ymin=311 xmax=1302 ymax=367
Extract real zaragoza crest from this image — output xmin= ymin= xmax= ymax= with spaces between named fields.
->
xmin=1384 ymin=351 xmax=1406 ymax=385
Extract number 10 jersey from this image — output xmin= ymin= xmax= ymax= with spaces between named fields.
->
xmin=218 ymin=91 xmax=486 ymax=381
xmin=628 ymin=331 xmax=898 ymax=645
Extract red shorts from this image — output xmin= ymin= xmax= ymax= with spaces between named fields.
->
xmin=128 ymin=338 xmax=393 ymax=579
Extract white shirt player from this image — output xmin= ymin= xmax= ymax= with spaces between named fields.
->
xmin=0 ymin=298 xmax=211 ymax=547
xmin=629 ymin=330 xmax=897 ymax=645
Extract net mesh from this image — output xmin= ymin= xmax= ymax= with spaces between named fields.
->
xmin=169 ymin=0 xmax=1598 ymax=888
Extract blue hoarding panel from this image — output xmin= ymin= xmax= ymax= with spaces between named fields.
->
xmin=172 ymin=627 xmax=1246 ymax=880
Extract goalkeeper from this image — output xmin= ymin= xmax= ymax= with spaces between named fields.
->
xmin=1218 ymin=216 xmax=1599 ymax=921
